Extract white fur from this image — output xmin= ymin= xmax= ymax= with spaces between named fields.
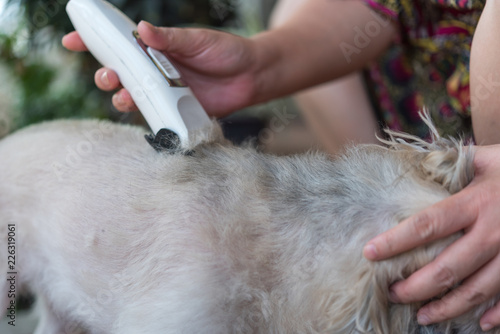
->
xmin=0 ymin=118 xmax=495 ymax=333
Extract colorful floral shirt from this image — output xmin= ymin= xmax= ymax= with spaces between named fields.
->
xmin=364 ymin=0 xmax=484 ymax=139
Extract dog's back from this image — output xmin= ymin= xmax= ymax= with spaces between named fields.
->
xmin=0 ymin=119 xmax=494 ymax=334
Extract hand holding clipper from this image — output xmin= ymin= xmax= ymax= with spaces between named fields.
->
xmin=66 ymin=0 xmax=213 ymax=151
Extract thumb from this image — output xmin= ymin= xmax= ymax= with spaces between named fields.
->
xmin=137 ymin=21 xmax=207 ymax=57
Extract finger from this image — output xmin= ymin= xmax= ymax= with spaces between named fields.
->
xmin=363 ymin=189 xmax=477 ymax=261
xmin=390 ymin=227 xmax=496 ymax=304
xmin=416 ymin=251 xmax=500 ymax=326
xmin=61 ymin=32 xmax=88 ymax=51
xmin=137 ymin=21 xmax=209 ymax=57
xmin=95 ymin=68 xmax=121 ymax=91
xmin=481 ymin=299 xmax=500 ymax=331
xmin=112 ymin=89 xmax=138 ymax=112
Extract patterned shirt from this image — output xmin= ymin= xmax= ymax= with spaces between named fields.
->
xmin=364 ymin=0 xmax=484 ymax=139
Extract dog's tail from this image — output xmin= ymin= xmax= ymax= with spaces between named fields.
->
xmin=379 ymin=110 xmax=474 ymax=194
xmin=356 ymin=111 xmax=475 ymax=334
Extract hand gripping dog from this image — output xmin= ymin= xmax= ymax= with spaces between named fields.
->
xmin=66 ymin=0 xmax=213 ymax=152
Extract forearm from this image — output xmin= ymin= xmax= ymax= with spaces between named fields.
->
xmin=471 ymin=0 xmax=500 ymax=145
xmin=250 ymin=0 xmax=397 ymax=104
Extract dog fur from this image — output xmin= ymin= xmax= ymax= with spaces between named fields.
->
xmin=0 ymin=117 xmax=497 ymax=334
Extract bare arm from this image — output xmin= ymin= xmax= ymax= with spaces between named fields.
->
xmin=471 ymin=0 xmax=500 ymax=145
xmin=252 ymin=0 xmax=397 ymax=105
xmin=63 ymin=0 xmax=397 ymax=115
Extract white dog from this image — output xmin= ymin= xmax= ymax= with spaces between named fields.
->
xmin=0 ymin=116 xmax=496 ymax=334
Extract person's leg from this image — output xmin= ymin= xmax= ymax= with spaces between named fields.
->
xmin=294 ymin=74 xmax=380 ymax=153
xmin=269 ymin=0 xmax=380 ymax=154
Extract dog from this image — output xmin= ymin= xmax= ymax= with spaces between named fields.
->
xmin=0 ymin=115 xmax=496 ymax=334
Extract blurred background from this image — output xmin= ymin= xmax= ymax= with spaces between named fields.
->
xmin=0 ymin=0 xmax=316 ymax=155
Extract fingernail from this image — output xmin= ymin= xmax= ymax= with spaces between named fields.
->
xmin=61 ymin=34 xmax=69 ymax=46
xmin=100 ymin=71 xmax=110 ymax=87
xmin=112 ymin=93 xmax=124 ymax=107
xmin=481 ymin=323 xmax=493 ymax=331
xmin=140 ymin=20 xmax=157 ymax=32
xmin=363 ymin=244 xmax=378 ymax=260
xmin=389 ymin=286 xmax=401 ymax=303
xmin=417 ymin=313 xmax=430 ymax=326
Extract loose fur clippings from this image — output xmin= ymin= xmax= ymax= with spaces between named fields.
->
xmin=0 ymin=117 xmax=496 ymax=334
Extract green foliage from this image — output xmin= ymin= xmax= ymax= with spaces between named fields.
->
xmin=0 ymin=29 xmax=109 ymax=129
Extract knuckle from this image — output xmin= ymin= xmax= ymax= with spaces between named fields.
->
xmin=161 ymin=27 xmax=183 ymax=52
xmin=382 ymin=231 xmax=397 ymax=254
xmin=461 ymin=284 xmax=489 ymax=306
xmin=424 ymin=284 xmax=488 ymax=323
xmin=410 ymin=211 xmax=438 ymax=241
xmin=427 ymin=299 xmax=450 ymax=321
xmin=434 ymin=263 xmax=458 ymax=291
xmin=162 ymin=26 xmax=175 ymax=42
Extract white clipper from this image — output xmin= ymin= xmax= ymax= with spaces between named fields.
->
xmin=66 ymin=0 xmax=213 ymax=151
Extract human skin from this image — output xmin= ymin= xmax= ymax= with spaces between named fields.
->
xmin=364 ymin=0 xmax=500 ymax=331
xmin=63 ymin=0 xmax=500 ymax=330
xmin=471 ymin=0 xmax=500 ymax=145
xmin=62 ymin=0 xmax=396 ymax=116
xmin=363 ymin=144 xmax=500 ymax=331
xmin=269 ymin=0 xmax=380 ymax=154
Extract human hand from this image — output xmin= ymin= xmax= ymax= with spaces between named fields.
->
xmin=363 ymin=144 xmax=500 ymax=331
xmin=62 ymin=21 xmax=261 ymax=117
